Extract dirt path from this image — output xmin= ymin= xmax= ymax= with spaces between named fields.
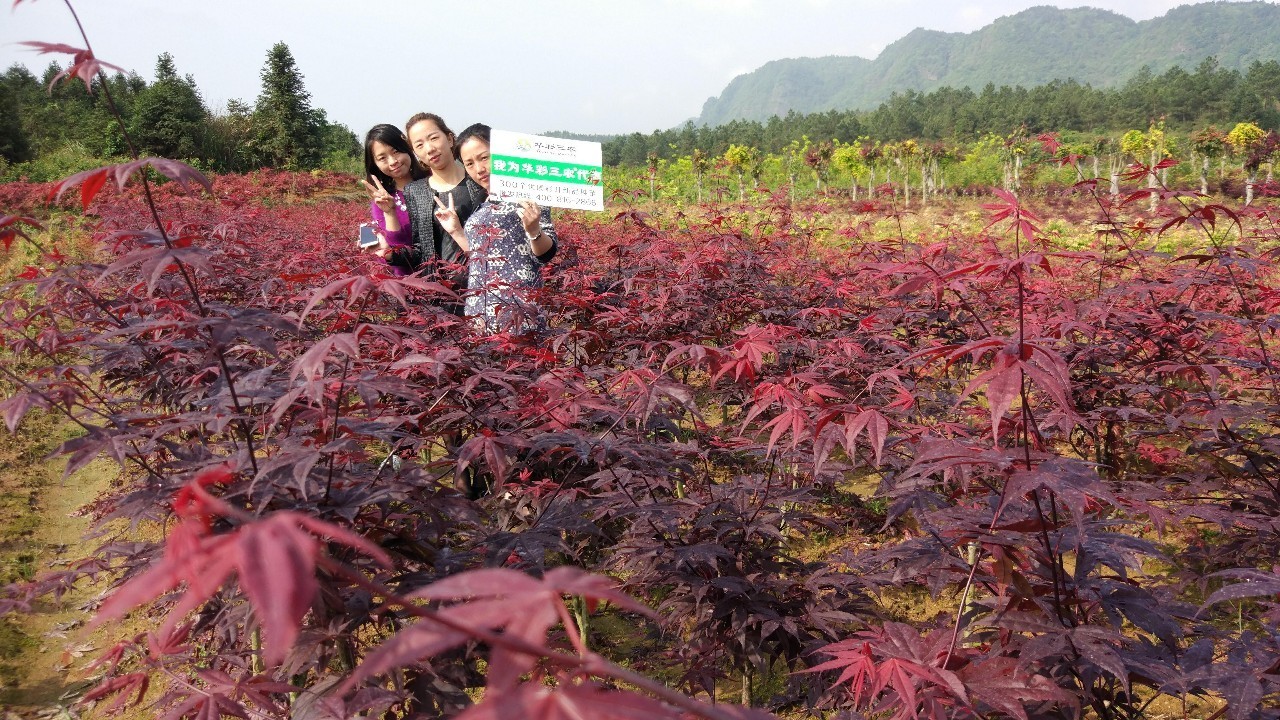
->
xmin=0 ymin=411 xmax=116 ymax=716
xmin=0 ymin=409 xmax=116 ymax=712
xmin=0 ymin=209 xmax=126 ymax=716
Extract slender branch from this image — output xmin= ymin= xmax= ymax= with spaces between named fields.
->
xmin=60 ymin=0 xmax=262 ymax=476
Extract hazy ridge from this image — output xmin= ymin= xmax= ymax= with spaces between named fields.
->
xmin=698 ymin=1 xmax=1280 ymax=125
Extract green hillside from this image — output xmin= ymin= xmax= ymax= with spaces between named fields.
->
xmin=698 ymin=1 xmax=1280 ymax=125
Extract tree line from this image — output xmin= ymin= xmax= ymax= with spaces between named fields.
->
xmin=604 ymin=57 xmax=1280 ymax=166
xmin=5 ymin=50 xmax=1278 ymax=181
xmin=0 ymin=43 xmax=358 ymax=179
xmin=604 ymin=117 xmax=1280 ymax=210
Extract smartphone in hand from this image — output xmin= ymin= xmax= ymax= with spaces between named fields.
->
xmin=357 ymin=224 xmax=380 ymax=249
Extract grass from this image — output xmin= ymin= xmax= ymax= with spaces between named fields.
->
xmin=0 ymin=212 xmax=141 ymax=716
xmin=0 ymin=409 xmax=118 ymax=712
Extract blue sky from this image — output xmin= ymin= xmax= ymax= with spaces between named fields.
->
xmin=0 ymin=1 xmax=1260 ymax=137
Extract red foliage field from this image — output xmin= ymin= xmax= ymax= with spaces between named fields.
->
xmin=4 ymin=155 xmax=1280 ymax=718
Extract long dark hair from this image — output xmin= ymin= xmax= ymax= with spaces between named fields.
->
xmin=363 ymin=124 xmax=426 ymax=192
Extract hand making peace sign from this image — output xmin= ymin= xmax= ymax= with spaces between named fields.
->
xmin=434 ymin=192 xmax=462 ymax=235
xmin=360 ymin=174 xmax=395 ymax=213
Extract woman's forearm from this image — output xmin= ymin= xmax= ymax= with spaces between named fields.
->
xmin=527 ymin=229 xmax=553 ymax=257
xmin=529 ymin=210 xmax=557 ymax=258
xmin=451 ymin=227 xmax=470 ymax=252
xmin=373 ymin=205 xmax=409 ymax=247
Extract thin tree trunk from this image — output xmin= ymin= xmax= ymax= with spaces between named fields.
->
xmin=1149 ymin=149 xmax=1159 ymax=213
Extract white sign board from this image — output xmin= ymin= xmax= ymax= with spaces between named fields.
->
xmin=488 ymin=129 xmax=604 ymax=211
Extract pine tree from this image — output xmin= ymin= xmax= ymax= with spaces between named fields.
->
xmin=36 ymin=61 xmax=98 ymax=151
xmin=250 ymin=42 xmax=321 ymax=170
xmin=0 ymin=66 xmax=33 ymax=163
xmin=129 ymin=53 xmax=208 ymax=160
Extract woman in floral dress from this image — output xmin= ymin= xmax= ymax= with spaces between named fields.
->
xmin=435 ymin=123 xmax=558 ymax=334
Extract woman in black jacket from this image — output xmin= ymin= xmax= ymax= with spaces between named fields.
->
xmin=383 ymin=113 xmax=487 ymax=303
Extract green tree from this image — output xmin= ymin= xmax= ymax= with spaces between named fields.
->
xmin=646 ymin=151 xmax=659 ymax=200
xmin=129 ymin=53 xmax=208 ymax=160
xmin=803 ymin=140 xmax=834 ymax=194
xmin=0 ymin=68 xmax=32 ymax=163
xmin=1191 ymin=125 xmax=1227 ymax=195
xmin=782 ymin=137 xmax=809 ymax=201
xmin=1227 ymin=121 xmax=1266 ymax=204
xmin=894 ymin=139 xmax=919 ymax=205
xmin=1234 ymin=60 xmax=1280 ymax=130
xmin=313 ymin=108 xmax=360 ymax=173
xmin=32 ymin=61 xmax=100 ymax=153
xmin=1188 ymin=57 xmax=1238 ymax=123
xmin=250 ymin=42 xmax=321 ymax=170
xmin=831 ymin=141 xmax=866 ymax=199
xmin=203 ymin=99 xmax=255 ymax=172
xmin=691 ymin=148 xmax=710 ymax=203
xmin=1121 ymin=121 xmax=1167 ymax=210
xmin=723 ymin=144 xmax=756 ymax=202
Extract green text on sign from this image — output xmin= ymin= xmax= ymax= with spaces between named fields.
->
xmin=491 ymin=154 xmax=603 ymax=186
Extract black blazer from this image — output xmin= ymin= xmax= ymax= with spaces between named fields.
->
xmin=388 ymin=175 xmax=488 ymax=271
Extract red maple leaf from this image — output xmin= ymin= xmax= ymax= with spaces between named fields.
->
xmin=346 ymin=567 xmax=653 ymax=695
xmin=94 ymin=472 xmax=391 ymax=667
xmin=19 ymin=41 xmax=125 ymax=91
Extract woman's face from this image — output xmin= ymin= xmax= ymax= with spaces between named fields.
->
xmin=408 ymin=119 xmax=454 ymax=172
xmin=459 ymin=137 xmax=491 ymax=192
xmin=370 ymin=140 xmax=411 ymax=182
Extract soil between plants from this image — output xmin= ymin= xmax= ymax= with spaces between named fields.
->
xmin=0 ymin=412 xmax=116 ymax=716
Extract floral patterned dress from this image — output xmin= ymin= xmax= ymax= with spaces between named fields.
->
xmin=462 ymin=199 xmax=558 ymax=334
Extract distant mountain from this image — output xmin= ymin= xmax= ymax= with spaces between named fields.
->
xmin=698 ymin=1 xmax=1280 ymax=126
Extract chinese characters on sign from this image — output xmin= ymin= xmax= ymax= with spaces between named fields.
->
xmin=489 ymin=130 xmax=604 ymax=211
